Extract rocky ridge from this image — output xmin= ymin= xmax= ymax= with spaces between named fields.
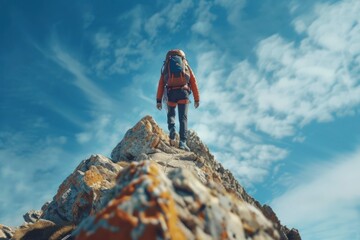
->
xmin=1 ymin=115 xmax=301 ymax=240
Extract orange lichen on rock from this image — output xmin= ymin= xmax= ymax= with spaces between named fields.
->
xmin=76 ymin=208 xmax=138 ymax=239
xmin=84 ymin=167 xmax=104 ymax=187
xmin=75 ymin=161 xmax=186 ymax=240
xmin=110 ymin=116 xmax=170 ymax=162
xmin=221 ymin=221 xmax=229 ymax=240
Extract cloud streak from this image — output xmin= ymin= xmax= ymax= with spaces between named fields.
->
xmin=51 ymin=42 xmax=114 ymax=111
xmin=0 ymin=131 xmax=77 ymax=226
xmin=271 ymin=147 xmax=360 ymax=240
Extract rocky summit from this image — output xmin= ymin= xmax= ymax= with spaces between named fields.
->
xmin=1 ymin=115 xmax=301 ymax=240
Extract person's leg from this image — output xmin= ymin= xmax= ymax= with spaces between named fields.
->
xmin=166 ymin=89 xmax=177 ymax=141
xmin=177 ymin=103 xmax=188 ymax=142
xmin=178 ymin=103 xmax=190 ymax=151
xmin=167 ymin=105 xmax=176 ymax=140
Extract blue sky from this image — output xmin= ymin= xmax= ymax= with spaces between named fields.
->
xmin=1 ymin=0 xmax=360 ymax=239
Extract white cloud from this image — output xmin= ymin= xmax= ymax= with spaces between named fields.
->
xmin=213 ymin=143 xmax=287 ymax=187
xmin=191 ymin=21 xmax=213 ymax=36
xmin=306 ymin=0 xmax=360 ymax=53
xmin=292 ymin=135 xmax=306 ymax=143
xmin=271 ymin=147 xmax=360 ymax=240
xmin=94 ymin=31 xmax=111 ymax=49
xmin=189 ymin=0 xmax=360 ymax=187
xmin=191 ymin=0 xmax=217 ymax=36
xmin=251 ymin=1 xmax=360 ymax=131
xmin=165 ymin=0 xmax=193 ymax=29
xmin=214 ymin=0 xmax=246 ymax=25
xmin=82 ymin=11 xmax=95 ymax=29
xmin=103 ymin=0 xmax=194 ymax=75
xmin=198 ymin=2 xmax=360 ymax=138
xmin=191 ymin=0 xmax=246 ymax=35
xmin=0 ymin=132 xmax=77 ymax=226
xmin=74 ymin=113 xmax=132 ymax=156
xmin=76 ymin=132 xmax=92 ymax=144
xmin=145 ymin=12 xmax=165 ymax=38
xmin=144 ymin=0 xmax=193 ymax=38
xmin=192 ymin=123 xmax=218 ymax=144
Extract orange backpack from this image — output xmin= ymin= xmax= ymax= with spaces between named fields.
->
xmin=161 ymin=49 xmax=191 ymax=88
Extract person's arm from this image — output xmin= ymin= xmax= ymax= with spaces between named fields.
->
xmin=156 ymin=75 xmax=165 ymax=110
xmin=189 ymin=67 xmax=200 ymax=108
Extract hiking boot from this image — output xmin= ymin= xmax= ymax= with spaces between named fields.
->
xmin=179 ymin=141 xmax=190 ymax=151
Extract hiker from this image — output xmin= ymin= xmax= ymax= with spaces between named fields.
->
xmin=156 ymin=49 xmax=200 ymax=151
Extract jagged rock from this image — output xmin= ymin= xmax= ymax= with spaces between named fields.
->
xmin=12 ymin=219 xmax=75 ymax=240
xmin=262 ymin=205 xmax=302 ymax=240
xmin=4 ymin=115 xmax=300 ymax=240
xmin=285 ymin=228 xmax=301 ymax=240
xmin=111 ymin=115 xmax=171 ymax=162
xmin=262 ymin=205 xmax=289 ymax=240
xmin=111 ymin=116 xmax=252 ymax=200
xmin=23 ymin=210 xmax=42 ymax=223
xmin=110 ymin=116 xmax=299 ymax=239
xmin=0 ymin=224 xmax=13 ymax=239
xmin=41 ymin=154 xmax=123 ymax=225
xmin=74 ymin=160 xmax=279 ymax=240
xmin=109 ymin=115 xmax=300 ymax=239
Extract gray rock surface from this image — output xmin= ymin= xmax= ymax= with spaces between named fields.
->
xmin=110 ymin=115 xmax=300 ymax=239
xmin=1 ymin=115 xmax=301 ymax=240
xmin=12 ymin=219 xmax=75 ymax=240
xmin=74 ymin=160 xmax=279 ymax=240
xmin=23 ymin=210 xmax=42 ymax=224
xmin=41 ymin=154 xmax=123 ymax=225
xmin=0 ymin=224 xmax=13 ymax=240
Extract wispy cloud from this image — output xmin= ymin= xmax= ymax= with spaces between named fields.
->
xmin=0 ymin=132 xmax=77 ymax=226
xmin=144 ymin=0 xmax=193 ymax=38
xmin=51 ymin=42 xmax=114 ymax=111
xmin=94 ymin=31 xmax=112 ymax=49
xmin=49 ymin=38 xmax=136 ymax=154
xmin=271 ymin=147 xmax=360 ymax=240
xmin=189 ymin=0 xmax=360 ymax=187
xmin=74 ymin=114 xmax=131 ymax=155
xmin=74 ymin=0 xmax=360 ymax=191
xmin=214 ymin=0 xmax=246 ymax=25
xmin=190 ymin=0 xmax=217 ymax=36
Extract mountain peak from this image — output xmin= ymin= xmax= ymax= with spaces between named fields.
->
xmin=1 ymin=115 xmax=301 ymax=240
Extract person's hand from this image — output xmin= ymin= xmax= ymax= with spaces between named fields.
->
xmin=194 ymin=101 xmax=199 ymax=109
xmin=157 ymin=103 xmax=162 ymax=110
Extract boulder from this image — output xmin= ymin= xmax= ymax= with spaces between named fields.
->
xmin=12 ymin=219 xmax=75 ymax=240
xmin=74 ymin=161 xmax=279 ymax=240
xmin=111 ymin=115 xmax=171 ymax=162
xmin=0 ymin=224 xmax=13 ymax=240
xmin=23 ymin=210 xmax=42 ymax=224
xmin=41 ymin=154 xmax=122 ymax=224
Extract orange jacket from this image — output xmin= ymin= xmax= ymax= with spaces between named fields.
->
xmin=156 ymin=67 xmax=200 ymax=104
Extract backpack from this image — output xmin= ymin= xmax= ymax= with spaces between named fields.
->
xmin=161 ymin=49 xmax=191 ymax=88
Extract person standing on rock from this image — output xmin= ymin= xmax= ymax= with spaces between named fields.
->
xmin=156 ymin=49 xmax=200 ymax=151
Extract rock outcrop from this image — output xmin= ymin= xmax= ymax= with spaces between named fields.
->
xmin=1 ymin=115 xmax=300 ymax=240
xmin=11 ymin=219 xmax=75 ymax=240
xmin=0 ymin=224 xmax=13 ymax=240
xmin=23 ymin=210 xmax=42 ymax=224
xmin=41 ymin=154 xmax=123 ymax=225
xmin=74 ymin=160 xmax=278 ymax=240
